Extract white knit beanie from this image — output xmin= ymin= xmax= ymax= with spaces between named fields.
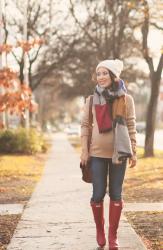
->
xmin=96 ymin=59 xmax=124 ymax=78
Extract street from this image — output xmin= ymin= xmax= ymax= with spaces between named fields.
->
xmin=137 ymin=130 xmax=163 ymax=150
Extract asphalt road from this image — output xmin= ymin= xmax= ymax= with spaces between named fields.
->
xmin=137 ymin=130 xmax=163 ymax=150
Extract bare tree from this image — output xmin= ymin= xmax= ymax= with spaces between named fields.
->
xmin=5 ymin=0 xmax=49 ymax=89
xmin=140 ymin=0 xmax=163 ymax=156
xmin=6 ymin=0 xmax=162 ymax=136
xmin=68 ymin=0 xmax=163 ymax=157
xmin=57 ymin=0 xmax=141 ymax=98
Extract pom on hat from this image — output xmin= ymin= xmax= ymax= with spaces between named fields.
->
xmin=96 ymin=59 xmax=124 ymax=78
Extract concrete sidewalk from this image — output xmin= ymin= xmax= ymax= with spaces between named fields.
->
xmin=7 ymin=133 xmax=147 ymax=250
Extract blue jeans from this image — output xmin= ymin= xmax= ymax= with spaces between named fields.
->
xmin=90 ymin=157 xmax=127 ymax=203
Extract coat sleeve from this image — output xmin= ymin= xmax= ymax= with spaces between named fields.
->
xmin=126 ymin=95 xmax=137 ymax=155
xmin=80 ymin=96 xmax=92 ymax=137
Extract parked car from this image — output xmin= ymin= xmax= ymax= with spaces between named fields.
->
xmin=65 ymin=124 xmax=80 ymax=136
xmin=136 ymin=122 xmax=146 ymax=133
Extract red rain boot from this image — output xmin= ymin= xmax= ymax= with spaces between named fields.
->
xmin=109 ymin=199 xmax=123 ymax=249
xmin=91 ymin=201 xmax=106 ymax=248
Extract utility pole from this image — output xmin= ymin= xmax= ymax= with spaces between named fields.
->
xmin=23 ymin=0 xmax=30 ymax=129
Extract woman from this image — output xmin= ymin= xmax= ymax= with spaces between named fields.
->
xmin=80 ymin=59 xmax=137 ymax=249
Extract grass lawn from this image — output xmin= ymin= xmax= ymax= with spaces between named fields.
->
xmin=123 ymin=148 xmax=163 ymax=250
xmin=125 ymin=211 xmax=163 ymax=250
xmin=0 ymin=154 xmax=46 ymax=204
xmin=0 ymin=151 xmax=49 ymax=249
xmin=124 ymin=147 xmax=163 ymax=202
xmin=0 ymin=215 xmax=21 ymax=250
xmin=68 ymin=135 xmax=163 ymax=250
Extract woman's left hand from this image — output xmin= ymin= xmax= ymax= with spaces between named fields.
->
xmin=129 ymin=155 xmax=137 ymax=168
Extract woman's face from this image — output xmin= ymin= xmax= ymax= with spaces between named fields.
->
xmin=96 ymin=67 xmax=112 ymax=88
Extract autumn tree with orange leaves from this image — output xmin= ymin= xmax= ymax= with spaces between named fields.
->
xmin=0 ymin=41 xmax=41 ymax=128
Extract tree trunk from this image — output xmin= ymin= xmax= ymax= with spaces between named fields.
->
xmin=19 ymin=60 xmax=24 ymax=83
xmin=144 ymin=73 xmax=160 ymax=157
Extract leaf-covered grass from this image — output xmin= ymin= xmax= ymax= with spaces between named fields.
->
xmin=0 ymin=136 xmax=51 ymax=249
xmin=124 ymin=147 xmax=163 ymax=202
xmin=0 ymin=154 xmax=47 ymax=249
xmin=0 ymin=214 xmax=21 ymax=250
xmin=68 ymin=135 xmax=81 ymax=152
xmin=125 ymin=211 xmax=163 ymax=250
xmin=0 ymin=154 xmax=46 ymax=204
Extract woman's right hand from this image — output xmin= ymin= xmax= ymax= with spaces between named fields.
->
xmin=80 ymin=150 xmax=89 ymax=166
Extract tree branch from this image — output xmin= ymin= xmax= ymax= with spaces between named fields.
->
xmin=28 ymin=45 xmax=42 ymax=64
xmin=156 ymin=53 xmax=163 ymax=78
xmin=69 ymin=0 xmax=100 ymax=49
xmin=31 ymin=38 xmax=80 ymax=90
xmin=2 ymin=14 xmax=8 ymax=43
xmin=28 ymin=0 xmax=41 ymax=29
xmin=141 ymin=1 xmax=154 ymax=74
xmin=150 ymin=22 xmax=163 ymax=31
xmin=11 ymin=51 xmax=21 ymax=64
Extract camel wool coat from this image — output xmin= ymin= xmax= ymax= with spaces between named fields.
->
xmin=81 ymin=94 xmax=137 ymax=158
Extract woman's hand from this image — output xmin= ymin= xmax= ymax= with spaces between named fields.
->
xmin=80 ymin=150 xmax=89 ymax=166
xmin=129 ymin=155 xmax=137 ymax=168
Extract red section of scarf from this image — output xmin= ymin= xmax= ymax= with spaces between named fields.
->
xmin=95 ymin=104 xmax=112 ymax=133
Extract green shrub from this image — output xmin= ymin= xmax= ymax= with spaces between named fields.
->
xmin=0 ymin=128 xmax=48 ymax=154
xmin=0 ymin=130 xmax=16 ymax=153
